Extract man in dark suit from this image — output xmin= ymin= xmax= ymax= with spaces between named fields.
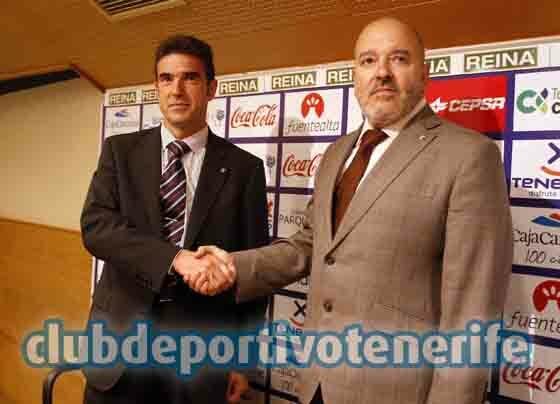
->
xmin=81 ymin=35 xmax=269 ymax=404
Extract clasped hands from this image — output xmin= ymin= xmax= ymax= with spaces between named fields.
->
xmin=172 ymin=246 xmax=236 ymax=296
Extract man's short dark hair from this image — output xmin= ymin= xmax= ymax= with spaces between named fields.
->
xmin=154 ymin=35 xmax=215 ymax=81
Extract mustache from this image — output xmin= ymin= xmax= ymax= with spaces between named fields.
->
xmin=369 ymin=85 xmax=398 ymax=96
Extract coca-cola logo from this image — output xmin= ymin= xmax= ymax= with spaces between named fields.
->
xmin=282 ymin=153 xmax=323 ymax=177
xmin=301 ymin=93 xmax=325 ymax=118
xmin=502 ymin=363 xmax=560 ymax=392
xmin=230 ymin=104 xmax=278 ymax=128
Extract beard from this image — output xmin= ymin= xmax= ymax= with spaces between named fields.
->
xmin=357 ymin=82 xmax=424 ymax=128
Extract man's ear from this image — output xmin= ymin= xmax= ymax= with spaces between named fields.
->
xmin=207 ymin=79 xmax=218 ymax=100
xmin=422 ymin=62 xmax=429 ymax=84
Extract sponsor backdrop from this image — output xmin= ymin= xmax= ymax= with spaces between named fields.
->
xmin=95 ymin=39 xmax=560 ymax=403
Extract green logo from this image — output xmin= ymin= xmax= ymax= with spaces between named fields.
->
xmin=517 ymin=88 xmax=549 ymax=114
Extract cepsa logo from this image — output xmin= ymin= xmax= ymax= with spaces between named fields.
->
xmin=426 ymin=75 xmax=507 ymax=133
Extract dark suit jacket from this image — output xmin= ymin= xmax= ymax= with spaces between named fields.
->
xmin=81 ymin=126 xmax=269 ymax=391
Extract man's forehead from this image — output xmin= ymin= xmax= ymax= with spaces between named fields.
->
xmin=354 ymin=19 xmax=422 ymax=56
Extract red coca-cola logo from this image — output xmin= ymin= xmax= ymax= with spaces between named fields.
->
xmin=282 ymin=154 xmax=323 ymax=177
xmin=502 ymin=363 xmax=560 ymax=392
xmin=230 ymin=104 xmax=278 ymax=128
xmin=301 ymin=93 xmax=325 ymax=118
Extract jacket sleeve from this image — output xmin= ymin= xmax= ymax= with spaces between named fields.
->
xmin=80 ymin=137 xmax=180 ymax=293
xmin=426 ymin=140 xmax=513 ymax=404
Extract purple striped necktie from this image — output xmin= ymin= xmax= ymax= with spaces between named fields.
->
xmin=161 ymin=140 xmax=191 ymax=246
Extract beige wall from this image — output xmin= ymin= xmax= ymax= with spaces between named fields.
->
xmin=0 ymin=78 xmax=103 ymax=231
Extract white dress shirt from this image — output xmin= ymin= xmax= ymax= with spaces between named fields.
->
xmin=160 ymin=123 xmax=208 ymax=247
xmin=343 ymin=98 xmax=427 ymax=191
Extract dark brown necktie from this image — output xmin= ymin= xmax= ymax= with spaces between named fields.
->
xmin=333 ymin=129 xmax=388 ymax=234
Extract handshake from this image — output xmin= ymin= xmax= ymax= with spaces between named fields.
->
xmin=172 ymin=246 xmax=237 ymax=296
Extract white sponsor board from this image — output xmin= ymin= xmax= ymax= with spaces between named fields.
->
xmin=280 ymin=143 xmax=329 ymax=189
xmin=495 ymin=139 xmax=504 ymax=161
xmin=207 ymin=97 xmax=227 ymax=137
xmin=514 ymin=70 xmax=560 ymax=132
xmin=104 ymin=106 xmax=141 ymax=137
xmin=510 ymin=139 xmax=560 ymax=199
xmin=270 ymin=295 xmax=306 ymax=396
xmin=229 ymin=93 xmax=281 ymax=138
xmin=236 ymin=143 xmax=278 ymax=187
xmin=347 ymin=87 xmax=364 ymax=134
xmin=499 ymin=343 xmax=560 ymax=403
xmin=512 ymin=206 xmax=560 ymax=270
xmin=284 ymin=89 xmax=343 ymax=136
xmin=503 ymin=273 xmax=560 ymax=340
xmin=141 ymin=103 xmax=162 ymax=130
xmin=277 ymin=194 xmax=312 ymax=238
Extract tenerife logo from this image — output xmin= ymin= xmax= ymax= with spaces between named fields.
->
xmin=532 ymin=212 xmax=560 ymax=228
xmin=511 ymin=141 xmax=560 ymax=199
xmin=114 ymin=109 xmax=129 ymax=118
xmin=430 ymin=96 xmax=505 ymax=113
xmin=301 ymin=93 xmax=325 ymax=118
xmin=541 ymin=143 xmax=560 ymax=176
xmin=290 ymin=300 xmax=306 ymax=328
xmin=533 ymin=280 xmax=560 ymax=312
xmin=517 ymin=88 xmax=550 ymax=114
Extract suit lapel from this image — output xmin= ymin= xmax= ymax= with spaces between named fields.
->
xmin=128 ymin=127 xmax=163 ymax=236
xmin=328 ymin=107 xmax=441 ymax=254
xmin=314 ymin=130 xmax=360 ymax=242
xmin=183 ymin=132 xmax=229 ymax=250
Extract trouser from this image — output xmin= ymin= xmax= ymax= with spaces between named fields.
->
xmin=84 ymin=298 xmax=229 ymax=404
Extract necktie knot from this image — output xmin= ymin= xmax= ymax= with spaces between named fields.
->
xmin=166 ymin=140 xmax=190 ymax=161
xmin=359 ymin=129 xmax=388 ymax=153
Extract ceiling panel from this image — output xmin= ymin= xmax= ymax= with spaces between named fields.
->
xmin=1 ymin=0 xmax=555 ymax=89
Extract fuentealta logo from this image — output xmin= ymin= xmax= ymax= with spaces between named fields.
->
xmin=517 ymin=88 xmax=550 ymax=114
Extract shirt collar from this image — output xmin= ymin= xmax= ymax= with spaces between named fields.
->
xmin=160 ymin=123 xmax=209 ymax=153
xmin=360 ymin=98 xmax=427 ymax=140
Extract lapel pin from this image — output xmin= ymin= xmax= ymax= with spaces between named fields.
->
xmin=419 ymin=135 xmax=427 ymax=141
xmin=220 ymin=167 xmax=228 ymax=174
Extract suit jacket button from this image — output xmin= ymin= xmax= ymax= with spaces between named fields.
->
xmin=325 ymin=256 xmax=335 ymax=266
xmin=323 ymin=300 xmax=333 ymax=312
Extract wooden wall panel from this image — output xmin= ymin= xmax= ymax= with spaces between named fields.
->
xmin=0 ymin=0 xmax=557 ymax=88
xmin=0 ymin=218 xmax=90 ymax=404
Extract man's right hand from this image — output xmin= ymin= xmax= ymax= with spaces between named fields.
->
xmin=186 ymin=246 xmax=236 ymax=295
xmin=172 ymin=249 xmax=233 ymax=295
